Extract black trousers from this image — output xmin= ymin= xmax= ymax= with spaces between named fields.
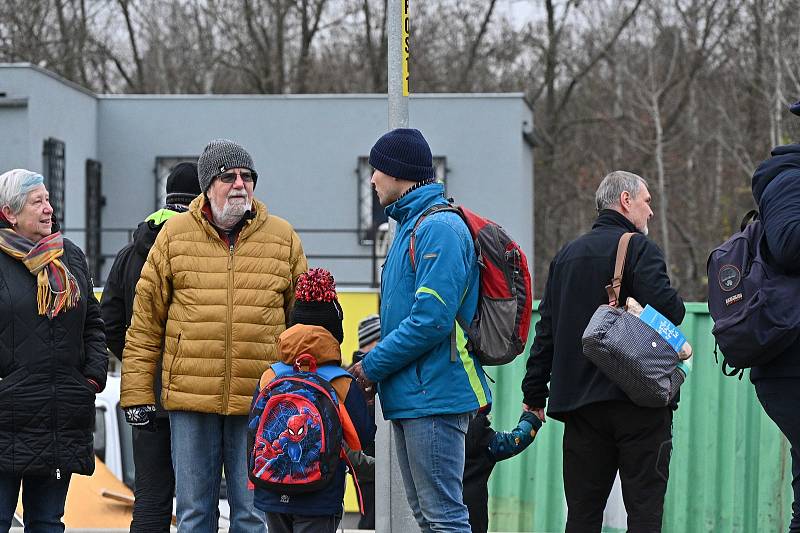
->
xmin=357 ymin=480 xmax=375 ymax=529
xmin=755 ymin=378 xmax=800 ymax=533
xmin=562 ymin=401 xmax=673 ymax=533
xmin=265 ymin=512 xmax=339 ymax=533
xmin=130 ymin=418 xmax=175 ymax=533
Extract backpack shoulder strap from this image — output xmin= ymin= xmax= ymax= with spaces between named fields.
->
xmin=606 ymin=232 xmax=635 ymax=307
xmin=315 ymin=364 xmax=350 ymax=382
xmin=740 ymin=209 xmax=758 ymax=232
xmin=316 ymin=365 xmax=355 ymax=404
xmin=410 ymin=203 xmax=461 ymax=271
xmin=270 ymin=362 xmax=293 ymax=377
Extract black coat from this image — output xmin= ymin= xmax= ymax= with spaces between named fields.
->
xmin=750 ymin=143 xmax=800 ymax=379
xmin=0 ymin=229 xmax=107 ymax=477
xmin=101 ymin=216 xmax=166 ymax=413
xmin=463 ymin=413 xmax=497 ymax=533
xmin=522 ymin=210 xmax=685 ymax=420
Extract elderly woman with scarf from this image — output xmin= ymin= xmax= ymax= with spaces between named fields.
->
xmin=0 ymin=168 xmax=107 ymax=532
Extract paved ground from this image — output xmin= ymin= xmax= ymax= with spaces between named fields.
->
xmin=10 ymin=527 xmax=372 ymax=533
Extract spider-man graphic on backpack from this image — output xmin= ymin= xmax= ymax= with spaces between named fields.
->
xmin=272 ymin=411 xmax=315 ymax=461
xmin=247 ymin=268 xmax=376 ymax=533
xmin=253 ymin=406 xmax=322 ymax=481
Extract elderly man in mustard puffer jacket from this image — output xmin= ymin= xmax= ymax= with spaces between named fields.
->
xmin=121 ymin=139 xmax=307 ymax=533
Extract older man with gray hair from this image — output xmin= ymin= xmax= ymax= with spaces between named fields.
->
xmin=521 ymin=170 xmax=685 ymax=532
xmin=121 ymin=139 xmax=307 ymax=533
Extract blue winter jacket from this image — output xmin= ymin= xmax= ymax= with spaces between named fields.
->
xmin=750 ymin=143 xmax=800 ymax=380
xmin=362 ymin=183 xmax=492 ymax=419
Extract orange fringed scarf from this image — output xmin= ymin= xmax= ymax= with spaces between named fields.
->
xmin=0 ymin=228 xmax=80 ymax=318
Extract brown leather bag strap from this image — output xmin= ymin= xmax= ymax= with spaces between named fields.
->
xmin=605 ymin=232 xmax=635 ymax=307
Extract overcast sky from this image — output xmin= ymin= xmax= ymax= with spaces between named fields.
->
xmin=496 ymin=0 xmax=542 ymax=29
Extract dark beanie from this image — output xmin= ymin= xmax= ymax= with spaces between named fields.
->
xmin=791 ymin=100 xmax=800 ymax=117
xmin=369 ymin=128 xmax=434 ymax=182
xmin=165 ymin=162 xmax=201 ymax=206
xmin=291 ymin=268 xmax=344 ymax=344
xmin=197 ymin=139 xmax=255 ymax=192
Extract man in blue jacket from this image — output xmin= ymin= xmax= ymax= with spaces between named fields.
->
xmin=350 ymin=128 xmax=492 ymax=532
xmin=750 ymin=100 xmax=800 ymax=533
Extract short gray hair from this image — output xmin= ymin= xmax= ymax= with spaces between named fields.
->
xmin=595 ymin=171 xmax=648 ymax=212
xmin=0 ymin=169 xmax=45 ymax=215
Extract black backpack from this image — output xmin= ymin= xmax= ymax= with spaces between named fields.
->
xmin=707 ymin=211 xmax=800 ymax=376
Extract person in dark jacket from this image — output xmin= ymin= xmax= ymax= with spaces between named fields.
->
xmin=100 ymin=162 xmax=200 ymax=533
xmin=0 ymin=168 xmax=108 ymax=532
xmin=749 ymin=100 xmax=800 ymax=533
xmin=521 ymin=170 xmax=685 ymax=533
xmin=253 ymin=269 xmax=376 ymax=533
xmin=464 ymin=410 xmax=541 ymax=533
xmin=347 ymin=313 xmax=380 ymax=530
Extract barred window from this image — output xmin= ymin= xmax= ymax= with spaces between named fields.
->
xmin=42 ymin=138 xmax=66 ymax=223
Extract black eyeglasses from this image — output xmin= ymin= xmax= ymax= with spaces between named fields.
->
xmin=217 ymin=171 xmax=257 ymax=184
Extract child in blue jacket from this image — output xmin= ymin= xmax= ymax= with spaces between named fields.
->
xmin=464 ymin=410 xmax=542 ymax=533
xmin=251 ymin=269 xmax=376 ymax=533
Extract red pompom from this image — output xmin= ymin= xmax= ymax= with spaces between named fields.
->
xmin=295 ymin=268 xmax=337 ymax=302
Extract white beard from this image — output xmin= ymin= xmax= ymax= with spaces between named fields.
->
xmin=210 ymin=193 xmax=251 ymax=229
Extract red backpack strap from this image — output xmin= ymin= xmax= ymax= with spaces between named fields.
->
xmin=333 ymin=378 xmax=366 ymax=511
xmin=409 ymin=204 xmax=460 ymax=271
xmin=342 ymin=446 xmax=366 ymax=514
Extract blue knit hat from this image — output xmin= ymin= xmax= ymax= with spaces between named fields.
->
xmin=369 ymin=128 xmax=435 ymax=182
xmin=791 ymin=100 xmax=800 ymax=117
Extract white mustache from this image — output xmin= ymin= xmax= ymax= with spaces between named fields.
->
xmin=227 ymin=192 xmax=248 ymax=200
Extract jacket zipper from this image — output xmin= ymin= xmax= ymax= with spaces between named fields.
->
xmin=223 ymin=243 xmax=234 ymax=413
xmin=50 ymin=320 xmax=59 ymax=479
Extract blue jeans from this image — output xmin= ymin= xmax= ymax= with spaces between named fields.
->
xmin=0 ymin=472 xmax=71 ymax=533
xmin=170 ymin=411 xmax=266 ymax=533
xmin=392 ymin=413 xmax=472 ymax=533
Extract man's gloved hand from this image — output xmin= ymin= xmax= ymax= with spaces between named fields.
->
xmin=124 ymin=405 xmax=158 ymax=432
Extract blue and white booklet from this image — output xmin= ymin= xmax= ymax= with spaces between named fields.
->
xmin=637 ymin=304 xmax=692 ymax=375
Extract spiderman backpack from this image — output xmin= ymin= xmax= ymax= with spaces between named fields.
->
xmin=410 ymin=201 xmax=533 ymax=365
xmin=247 ymin=354 xmax=362 ymax=496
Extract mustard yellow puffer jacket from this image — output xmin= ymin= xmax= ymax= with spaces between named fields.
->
xmin=120 ymin=195 xmax=308 ymax=415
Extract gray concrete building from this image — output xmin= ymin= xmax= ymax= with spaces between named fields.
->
xmin=0 ymin=63 xmax=534 ymax=286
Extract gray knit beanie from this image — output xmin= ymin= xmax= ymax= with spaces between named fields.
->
xmin=357 ymin=314 xmax=381 ymax=348
xmin=197 ymin=139 xmax=255 ymax=192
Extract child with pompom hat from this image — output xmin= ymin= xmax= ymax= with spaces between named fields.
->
xmin=250 ymin=268 xmax=376 ymax=532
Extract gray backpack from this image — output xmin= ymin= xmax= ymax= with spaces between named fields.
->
xmin=581 ymin=233 xmax=686 ymax=407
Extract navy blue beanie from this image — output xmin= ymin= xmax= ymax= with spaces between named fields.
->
xmin=791 ymin=100 xmax=800 ymax=117
xmin=369 ymin=128 xmax=435 ymax=182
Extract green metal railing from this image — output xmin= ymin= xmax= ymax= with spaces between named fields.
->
xmin=486 ymin=302 xmax=793 ymax=532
